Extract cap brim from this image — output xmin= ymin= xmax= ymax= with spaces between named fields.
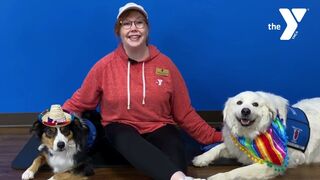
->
xmin=117 ymin=7 xmax=148 ymax=19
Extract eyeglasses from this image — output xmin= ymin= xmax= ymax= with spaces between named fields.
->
xmin=120 ymin=20 xmax=146 ymax=29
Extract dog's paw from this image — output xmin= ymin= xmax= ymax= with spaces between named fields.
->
xmin=21 ymin=170 xmax=35 ymax=179
xmin=48 ymin=176 xmax=55 ymax=180
xmin=38 ymin=144 xmax=46 ymax=151
xmin=192 ymin=154 xmax=212 ymax=167
xmin=207 ymin=173 xmax=227 ymax=180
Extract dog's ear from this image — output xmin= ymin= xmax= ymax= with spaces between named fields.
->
xmin=273 ymin=96 xmax=288 ymax=122
xmin=30 ymin=120 xmax=44 ymax=138
xmin=256 ymin=91 xmax=289 ymax=122
xmin=72 ymin=116 xmax=88 ymax=149
xmin=223 ymin=97 xmax=233 ymax=122
xmin=73 ymin=116 xmax=88 ymax=130
xmin=262 ymin=100 xmax=277 ymax=123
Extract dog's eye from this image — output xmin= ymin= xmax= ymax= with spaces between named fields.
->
xmin=60 ymin=127 xmax=71 ymax=136
xmin=236 ymin=101 xmax=243 ymax=105
xmin=252 ymin=102 xmax=259 ymax=107
xmin=45 ymin=128 xmax=57 ymax=138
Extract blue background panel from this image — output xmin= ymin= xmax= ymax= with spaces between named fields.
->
xmin=0 ymin=0 xmax=319 ymax=112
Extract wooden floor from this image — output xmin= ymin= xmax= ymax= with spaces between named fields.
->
xmin=1 ymin=127 xmax=320 ymax=180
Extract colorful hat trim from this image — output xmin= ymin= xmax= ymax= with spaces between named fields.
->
xmin=38 ymin=104 xmax=74 ymax=127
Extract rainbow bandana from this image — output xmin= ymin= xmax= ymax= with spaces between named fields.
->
xmin=231 ymin=116 xmax=289 ymax=172
xmin=38 ymin=104 xmax=74 ymax=127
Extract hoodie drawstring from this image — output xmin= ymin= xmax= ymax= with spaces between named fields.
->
xmin=127 ymin=60 xmax=146 ymax=110
xmin=142 ymin=62 xmax=146 ymax=105
xmin=127 ymin=61 xmax=131 ymax=109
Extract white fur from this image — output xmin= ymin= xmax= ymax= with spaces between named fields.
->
xmin=21 ymin=170 xmax=35 ymax=180
xmin=47 ymin=139 xmax=77 ymax=173
xmin=47 ymin=129 xmax=78 ymax=173
xmin=193 ymin=91 xmax=320 ymax=179
xmin=53 ymin=128 xmax=70 ymax=151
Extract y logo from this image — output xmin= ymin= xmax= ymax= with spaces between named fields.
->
xmin=156 ymin=79 xmax=163 ymax=86
xmin=279 ymin=8 xmax=307 ymax=40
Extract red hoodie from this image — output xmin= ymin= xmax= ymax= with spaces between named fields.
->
xmin=63 ymin=44 xmax=221 ymax=144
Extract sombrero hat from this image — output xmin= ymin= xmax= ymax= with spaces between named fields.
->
xmin=38 ymin=104 xmax=74 ymax=127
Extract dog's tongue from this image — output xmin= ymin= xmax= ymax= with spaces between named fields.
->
xmin=241 ymin=119 xmax=251 ymax=125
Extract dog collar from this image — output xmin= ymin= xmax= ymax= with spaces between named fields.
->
xmin=231 ymin=116 xmax=289 ymax=172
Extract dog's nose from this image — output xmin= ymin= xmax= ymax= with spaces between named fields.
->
xmin=241 ymin=108 xmax=251 ymax=116
xmin=57 ymin=141 xmax=65 ymax=149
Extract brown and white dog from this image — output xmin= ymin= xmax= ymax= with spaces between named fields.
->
xmin=21 ymin=105 xmax=96 ymax=180
xmin=193 ymin=91 xmax=320 ymax=179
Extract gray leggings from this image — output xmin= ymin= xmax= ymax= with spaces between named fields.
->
xmin=104 ymin=123 xmax=187 ymax=180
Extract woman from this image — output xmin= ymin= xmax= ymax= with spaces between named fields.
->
xmin=63 ymin=2 xmax=221 ymax=180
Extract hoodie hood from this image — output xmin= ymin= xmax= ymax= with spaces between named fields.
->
xmin=115 ymin=44 xmax=161 ymax=63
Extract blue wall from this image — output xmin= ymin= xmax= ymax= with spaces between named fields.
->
xmin=1 ymin=0 xmax=319 ymax=113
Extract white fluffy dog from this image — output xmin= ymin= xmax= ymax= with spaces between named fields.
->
xmin=193 ymin=91 xmax=320 ymax=179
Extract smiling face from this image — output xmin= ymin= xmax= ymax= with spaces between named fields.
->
xmin=233 ymin=94 xmax=260 ymax=127
xmin=223 ymin=91 xmax=276 ymax=139
xmin=118 ymin=10 xmax=149 ymax=50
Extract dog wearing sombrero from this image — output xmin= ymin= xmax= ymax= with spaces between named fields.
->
xmin=21 ymin=104 xmax=97 ymax=180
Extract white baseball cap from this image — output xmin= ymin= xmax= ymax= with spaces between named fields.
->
xmin=117 ymin=2 xmax=148 ymax=19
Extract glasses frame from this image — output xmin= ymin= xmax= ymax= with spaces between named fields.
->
xmin=120 ymin=19 xmax=147 ymax=29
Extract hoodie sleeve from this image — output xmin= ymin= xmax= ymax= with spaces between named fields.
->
xmin=170 ymin=64 xmax=222 ymax=144
xmin=63 ymin=62 xmax=102 ymax=115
